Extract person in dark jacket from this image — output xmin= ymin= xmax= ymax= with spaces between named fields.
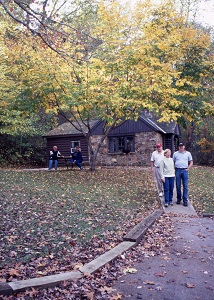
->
xmin=48 ymin=145 xmax=64 ymax=171
xmin=70 ymin=146 xmax=83 ymax=170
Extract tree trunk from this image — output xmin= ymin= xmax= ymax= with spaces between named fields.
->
xmin=88 ymin=137 xmax=102 ymax=171
xmin=186 ymin=121 xmax=196 ymax=152
xmin=87 ymin=130 xmax=113 ymax=171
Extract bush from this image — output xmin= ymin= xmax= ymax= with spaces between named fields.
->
xmin=0 ymin=134 xmax=47 ymax=167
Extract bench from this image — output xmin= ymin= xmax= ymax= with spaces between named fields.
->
xmin=58 ymin=156 xmax=89 ymax=170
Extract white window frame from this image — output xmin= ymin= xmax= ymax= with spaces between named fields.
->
xmin=71 ymin=141 xmax=81 ymax=153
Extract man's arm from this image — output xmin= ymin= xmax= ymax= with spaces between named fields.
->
xmin=57 ymin=151 xmax=64 ymax=158
xmin=151 ymin=161 xmax=154 ymax=171
xmin=187 ymin=160 xmax=193 ymax=171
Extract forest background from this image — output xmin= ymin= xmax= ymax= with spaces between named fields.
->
xmin=0 ymin=0 xmax=213 ymax=168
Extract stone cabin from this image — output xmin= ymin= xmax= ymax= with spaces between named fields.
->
xmin=43 ymin=114 xmax=181 ymax=166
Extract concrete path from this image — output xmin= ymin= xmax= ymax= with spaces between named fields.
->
xmin=160 ymin=191 xmax=198 ymax=216
xmin=112 ymin=196 xmax=214 ymax=300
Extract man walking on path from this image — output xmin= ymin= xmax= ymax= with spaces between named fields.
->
xmin=173 ymin=142 xmax=193 ymax=206
xmin=151 ymin=143 xmax=164 ymax=197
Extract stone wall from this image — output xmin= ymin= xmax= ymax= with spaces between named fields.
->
xmin=90 ymin=132 xmax=163 ymax=166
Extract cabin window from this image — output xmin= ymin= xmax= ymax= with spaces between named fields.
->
xmin=108 ymin=136 xmax=135 ymax=153
xmin=71 ymin=141 xmax=81 ymax=153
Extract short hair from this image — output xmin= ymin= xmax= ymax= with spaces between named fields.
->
xmin=164 ymin=149 xmax=171 ymax=156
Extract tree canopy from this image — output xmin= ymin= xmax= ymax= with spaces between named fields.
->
xmin=0 ymin=0 xmax=213 ymax=169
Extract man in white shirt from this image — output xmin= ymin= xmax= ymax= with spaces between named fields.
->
xmin=173 ymin=142 xmax=193 ymax=206
xmin=151 ymin=143 xmax=164 ymax=197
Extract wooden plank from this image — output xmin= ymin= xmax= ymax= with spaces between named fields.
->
xmin=123 ymin=209 xmax=163 ymax=243
xmin=79 ymin=241 xmax=136 ymax=274
xmin=9 ymin=272 xmax=82 ymax=294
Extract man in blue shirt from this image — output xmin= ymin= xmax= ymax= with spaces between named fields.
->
xmin=173 ymin=143 xmax=193 ymax=206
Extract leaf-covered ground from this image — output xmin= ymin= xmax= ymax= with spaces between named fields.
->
xmin=189 ymin=166 xmax=214 ymax=215
xmin=0 ymin=167 xmax=159 ymax=281
xmin=0 ymin=166 xmax=213 ymax=299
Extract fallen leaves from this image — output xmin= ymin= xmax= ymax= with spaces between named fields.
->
xmin=154 ymin=272 xmax=166 ymax=277
xmin=9 ymin=269 xmax=20 ymax=277
xmin=189 ymin=166 xmax=214 ymax=215
xmin=143 ymin=281 xmax=156 ymax=285
xmin=2 ymin=166 xmax=211 ymax=299
xmin=0 ymin=168 xmax=159 ymax=281
xmin=0 ymin=168 xmax=161 ymax=298
xmin=110 ymin=293 xmax=122 ymax=299
xmin=123 ymin=268 xmax=138 ymax=274
xmin=186 ymin=283 xmax=196 ymax=288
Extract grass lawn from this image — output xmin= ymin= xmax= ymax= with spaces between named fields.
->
xmin=189 ymin=166 xmax=214 ymax=215
xmin=0 ymin=167 xmax=159 ymax=280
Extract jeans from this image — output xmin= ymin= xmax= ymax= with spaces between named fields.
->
xmin=175 ymin=169 xmax=189 ymax=203
xmin=163 ymin=177 xmax=175 ymax=204
xmin=48 ymin=159 xmax=58 ymax=170
xmin=70 ymin=158 xmax=83 ymax=169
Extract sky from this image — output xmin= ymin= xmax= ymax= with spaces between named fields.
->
xmin=195 ymin=0 xmax=214 ymax=27
xmin=120 ymin=0 xmax=214 ymax=28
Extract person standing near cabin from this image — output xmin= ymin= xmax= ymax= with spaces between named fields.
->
xmin=48 ymin=145 xmax=64 ymax=171
xmin=70 ymin=146 xmax=83 ymax=170
xmin=160 ymin=149 xmax=175 ymax=207
xmin=173 ymin=142 xmax=193 ymax=207
xmin=151 ymin=143 xmax=164 ymax=197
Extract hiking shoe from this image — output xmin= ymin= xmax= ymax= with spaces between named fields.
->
xmin=176 ymin=200 xmax=181 ymax=204
xmin=183 ymin=202 xmax=188 ymax=207
xmin=165 ymin=203 xmax=168 ymax=207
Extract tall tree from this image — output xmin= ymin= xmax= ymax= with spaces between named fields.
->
xmin=0 ymin=0 xmax=101 ymax=59
xmin=1 ymin=0 xmax=213 ymax=170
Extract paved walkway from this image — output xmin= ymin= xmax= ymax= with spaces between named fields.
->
xmin=112 ymin=195 xmax=214 ymax=300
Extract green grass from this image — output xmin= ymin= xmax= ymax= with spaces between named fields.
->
xmin=189 ymin=166 xmax=214 ymax=215
xmin=0 ymin=167 xmax=159 ymax=271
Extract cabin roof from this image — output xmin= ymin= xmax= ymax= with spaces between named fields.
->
xmin=139 ymin=115 xmax=178 ymax=134
xmin=43 ymin=120 xmax=99 ymax=137
xmin=43 ymin=114 xmax=179 ymax=137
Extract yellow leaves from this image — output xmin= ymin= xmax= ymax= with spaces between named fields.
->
xmin=0 ymin=0 xmax=213 ymax=126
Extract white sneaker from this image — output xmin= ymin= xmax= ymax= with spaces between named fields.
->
xmin=159 ymin=192 xmax=163 ymax=197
